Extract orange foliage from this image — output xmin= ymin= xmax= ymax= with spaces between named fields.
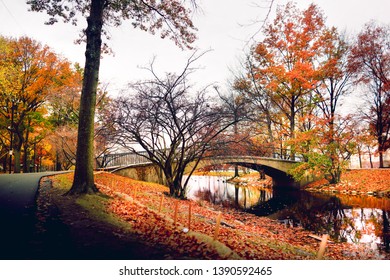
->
xmin=0 ymin=36 xmax=81 ymax=171
xmin=306 ymin=169 xmax=390 ymax=196
xmin=92 ymin=172 xmax=383 ymax=259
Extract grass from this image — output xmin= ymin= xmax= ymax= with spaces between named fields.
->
xmin=75 ymin=193 xmax=133 ymax=232
xmin=42 ymin=172 xmax=387 ymax=260
xmin=51 ymin=174 xmax=134 ymax=231
xmin=48 ymin=173 xmax=242 ymax=259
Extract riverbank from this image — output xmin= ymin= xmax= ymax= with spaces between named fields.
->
xmin=304 ymin=169 xmax=390 ymax=197
xmin=36 ymin=172 xmax=388 ymax=260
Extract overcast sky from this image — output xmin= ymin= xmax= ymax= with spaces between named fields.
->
xmin=1 ymin=0 xmax=389 ymax=96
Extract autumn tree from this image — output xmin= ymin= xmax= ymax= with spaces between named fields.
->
xmin=0 ymin=36 xmax=10 ymax=172
xmin=354 ymin=125 xmax=377 ymax=168
xmin=112 ymin=54 xmax=236 ymax=198
xmin=237 ymin=2 xmax=359 ymax=183
xmin=285 ymin=27 xmax=356 ymax=183
xmin=28 ymin=0 xmax=199 ymax=194
xmin=315 ymin=29 xmax=352 ymax=131
xmin=310 ymin=28 xmax=354 ymax=180
xmin=289 ymin=115 xmax=357 ymax=184
xmin=0 ymin=36 xmax=73 ymax=173
xmin=233 ymin=54 xmax=281 ymax=155
xmin=246 ymin=2 xmax=330 ymax=159
xmin=349 ymin=21 xmax=390 ymax=168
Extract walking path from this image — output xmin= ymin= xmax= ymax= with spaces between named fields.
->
xmin=0 ymin=172 xmax=69 ymax=259
xmin=0 ymin=171 xmax=169 ymax=260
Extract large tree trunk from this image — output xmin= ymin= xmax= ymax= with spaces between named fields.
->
xmin=68 ymin=0 xmax=104 ymax=195
xmin=289 ymin=99 xmax=296 ymax=161
xmin=379 ymin=151 xmax=384 ymax=168
xmin=13 ymin=134 xmax=22 ymax=173
xmin=13 ymin=148 xmax=21 ymax=173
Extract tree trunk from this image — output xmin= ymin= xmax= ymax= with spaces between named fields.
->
xmin=22 ymin=143 xmax=30 ymax=173
xmin=55 ymin=152 xmax=62 ymax=171
xmin=357 ymin=146 xmax=362 ymax=168
xmin=68 ymin=0 xmax=104 ymax=195
xmin=22 ymin=150 xmax=29 ymax=173
xmin=368 ymin=149 xmax=374 ymax=168
xmin=234 ymin=165 xmax=239 ymax=177
xmin=289 ymin=99 xmax=296 ymax=161
xmin=379 ymin=150 xmax=384 ymax=168
xmin=2 ymin=157 xmax=6 ymax=173
xmin=13 ymin=148 xmax=21 ymax=173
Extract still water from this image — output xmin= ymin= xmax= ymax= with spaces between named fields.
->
xmin=185 ymin=175 xmax=390 ymax=256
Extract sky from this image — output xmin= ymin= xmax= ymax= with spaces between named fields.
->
xmin=1 ymin=0 xmax=390 ymax=96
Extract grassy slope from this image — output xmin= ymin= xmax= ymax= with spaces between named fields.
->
xmin=40 ymin=172 xmax=387 ymax=260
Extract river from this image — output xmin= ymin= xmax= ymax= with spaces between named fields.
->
xmin=185 ymin=175 xmax=390 ymax=257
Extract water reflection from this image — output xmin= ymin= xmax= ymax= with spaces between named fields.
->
xmin=185 ymin=175 xmax=272 ymax=209
xmin=185 ymin=175 xmax=390 ymax=256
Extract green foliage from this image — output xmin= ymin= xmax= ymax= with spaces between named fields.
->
xmin=288 ymin=152 xmax=331 ymax=182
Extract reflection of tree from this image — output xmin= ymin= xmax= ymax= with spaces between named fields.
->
xmin=268 ymin=192 xmax=389 ymax=255
xmin=238 ymin=187 xmax=272 ymax=210
xmin=256 ymin=192 xmax=356 ymax=242
xmin=291 ymin=195 xmax=353 ymax=241
xmin=191 ymin=178 xmax=273 ymax=210
xmin=190 ymin=175 xmax=390 ymax=255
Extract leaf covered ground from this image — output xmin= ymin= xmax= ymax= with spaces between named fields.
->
xmin=43 ymin=172 xmax=388 ymax=260
xmin=304 ymin=169 xmax=390 ymax=196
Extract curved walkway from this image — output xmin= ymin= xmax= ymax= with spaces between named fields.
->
xmin=0 ymin=172 xmax=68 ymax=259
xmin=0 ymin=172 xmax=170 ymax=260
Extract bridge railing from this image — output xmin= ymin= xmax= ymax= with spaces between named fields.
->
xmin=271 ymin=149 xmax=304 ymax=162
xmin=97 ymin=147 xmax=303 ymax=169
xmin=97 ymin=151 xmax=151 ymax=168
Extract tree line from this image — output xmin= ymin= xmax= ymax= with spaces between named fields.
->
xmin=232 ymin=2 xmax=389 ymax=184
xmin=0 ymin=36 xmax=110 ymax=173
xmin=0 ymin=1 xmax=388 ymax=199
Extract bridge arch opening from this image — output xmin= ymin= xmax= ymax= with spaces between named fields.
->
xmin=194 ymin=161 xmax=297 ymax=188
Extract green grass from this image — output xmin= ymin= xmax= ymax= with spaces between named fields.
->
xmin=76 ymin=193 xmax=133 ymax=231
xmin=52 ymin=173 xmax=73 ymax=190
xmin=51 ymin=173 xmax=134 ymax=231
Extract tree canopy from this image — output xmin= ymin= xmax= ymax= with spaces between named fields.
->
xmin=27 ymin=0 xmax=200 ymax=194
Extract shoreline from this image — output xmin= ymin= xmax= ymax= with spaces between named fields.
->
xmin=198 ymin=169 xmax=390 ymax=198
xmin=302 ymin=169 xmax=390 ymax=198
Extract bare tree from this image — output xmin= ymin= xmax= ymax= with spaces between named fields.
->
xmin=28 ymin=0 xmax=199 ymax=194
xmin=112 ymin=53 xmax=236 ymax=198
xmin=349 ymin=21 xmax=390 ymax=168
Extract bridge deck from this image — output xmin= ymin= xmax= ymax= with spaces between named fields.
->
xmin=97 ymin=150 xmax=303 ymax=169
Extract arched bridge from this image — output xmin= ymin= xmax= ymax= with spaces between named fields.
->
xmin=97 ymin=151 xmax=313 ymax=188
xmin=190 ymin=155 xmax=307 ymax=187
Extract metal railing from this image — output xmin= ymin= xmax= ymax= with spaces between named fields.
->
xmin=97 ymin=151 xmax=151 ymax=168
xmin=96 ymin=148 xmax=303 ymax=169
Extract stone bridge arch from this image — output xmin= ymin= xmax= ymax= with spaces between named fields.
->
xmin=187 ymin=156 xmax=309 ymax=188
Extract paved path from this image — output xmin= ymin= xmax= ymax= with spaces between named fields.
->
xmin=0 ymin=172 xmax=171 ymax=260
xmin=0 ymin=172 xmax=56 ymax=213
xmin=0 ymin=172 xmax=67 ymax=259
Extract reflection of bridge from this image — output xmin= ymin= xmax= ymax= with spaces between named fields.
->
xmin=97 ymin=151 xmax=313 ymax=188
